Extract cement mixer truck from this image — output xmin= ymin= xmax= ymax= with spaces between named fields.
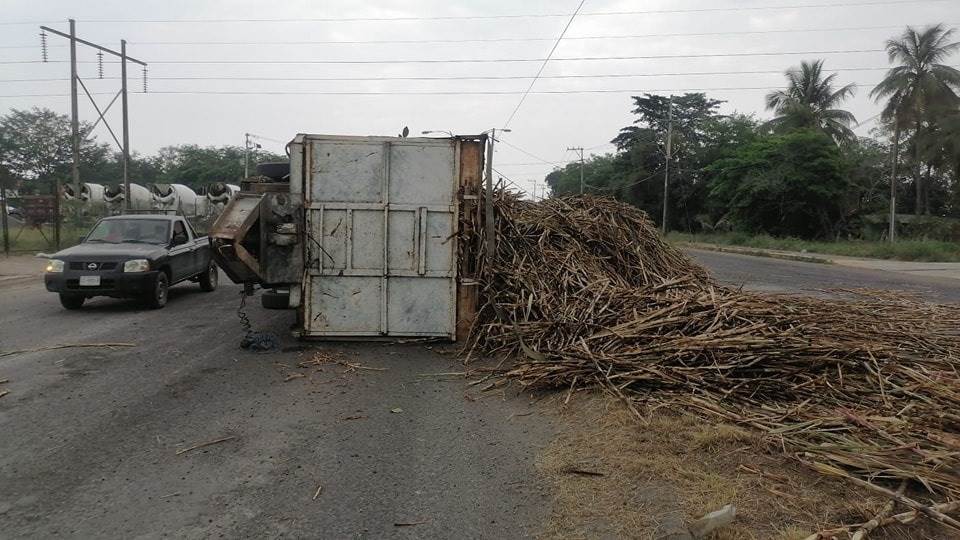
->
xmin=150 ymin=183 xmax=203 ymax=216
xmin=62 ymin=183 xmax=106 ymax=204
xmin=205 ymin=183 xmax=240 ymax=216
xmin=104 ymin=183 xmax=152 ymax=213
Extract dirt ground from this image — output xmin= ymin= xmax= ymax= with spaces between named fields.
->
xmin=534 ymin=393 xmax=949 ymax=540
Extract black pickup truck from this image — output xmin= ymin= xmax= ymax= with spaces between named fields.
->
xmin=44 ymin=215 xmax=218 ymax=309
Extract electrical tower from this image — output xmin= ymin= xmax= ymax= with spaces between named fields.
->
xmin=39 ymin=19 xmax=148 ymax=241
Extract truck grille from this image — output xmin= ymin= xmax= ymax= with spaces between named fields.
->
xmin=69 ymin=261 xmax=118 ymax=271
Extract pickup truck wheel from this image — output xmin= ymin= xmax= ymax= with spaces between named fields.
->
xmin=199 ymin=262 xmax=218 ymax=292
xmin=59 ymin=293 xmax=85 ymax=310
xmin=145 ymin=272 xmax=169 ymax=309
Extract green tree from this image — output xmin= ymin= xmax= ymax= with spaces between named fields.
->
xmin=845 ymin=136 xmax=892 ymax=217
xmin=610 ymin=93 xmax=726 ymax=230
xmin=547 ymin=99 xmax=759 ymax=233
xmin=0 ymin=107 xmax=112 ymax=194
xmin=871 ymin=24 xmax=960 ymax=215
xmin=707 ymin=129 xmax=850 ymax=239
xmin=152 ymin=144 xmax=285 ymax=190
xmin=765 ymin=60 xmax=857 ymax=144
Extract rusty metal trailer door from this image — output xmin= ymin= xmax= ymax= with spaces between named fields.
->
xmin=300 ymin=135 xmax=460 ymax=338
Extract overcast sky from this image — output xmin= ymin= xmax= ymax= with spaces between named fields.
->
xmin=2 ymin=0 xmax=959 ymax=195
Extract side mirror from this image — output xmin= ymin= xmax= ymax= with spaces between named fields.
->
xmin=171 ymin=233 xmax=188 ymax=246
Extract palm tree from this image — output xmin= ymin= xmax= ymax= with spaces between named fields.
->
xmin=765 ymin=60 xmax=857 ymax=144
xmin=871 ymin=24 xmax=960 ymax=215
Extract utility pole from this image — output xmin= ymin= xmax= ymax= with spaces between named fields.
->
xmin=889 ymin=125 xmax=901 ymax=242
xmin=69 ymin=19 xmax=80 ymax=200
xmin=243 ymin=133 xmax=263 ymax=178
xmin=567 ymin=147 xmax=584 ymax=194
xmin=120 ymin=39 xmax=130 ymax=214
xmin=1 ymin=176 xmax=9 ymax=255
xmin=661 ymin=96 xmax=674 ymax=235
xmin=244 ymin=133 xmax=251 ymax=178
xmin=485 ymin=130 xmax=496 ymax=258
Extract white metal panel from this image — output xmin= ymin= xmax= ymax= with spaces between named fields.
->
xmin=301 ymin=135 xmax=459 ymax=338
xmin=388 ymin=143 xmax=456 ymax=205
xmin=308 ymin=276 xmax=382 ymax=334
xmin=386 ymin=277 xmax=456 ymax=334
xmin=387 ymin=211 xmax=417 ymax=271
xmin=310 ymin=142 xmax=384 ymax=203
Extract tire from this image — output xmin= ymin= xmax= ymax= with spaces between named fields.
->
xmin=261 ymin=289 xmax=290 ymax=310
xmin=59 ymin=293 xmax=85 ymax=310
xmin=256 ymin=162 xmax=290 ymax=180
xmin=145 ymin=272 xmax=169 ymax=309
xmin=199 ymin=262 xmax=219 ymax=292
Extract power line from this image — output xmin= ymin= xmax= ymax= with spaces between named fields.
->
xmin=585 ymin=142 xmax=616 ymax=151
xmin=11 ymin=47 xmax=884 ymax=68
xmin=5 ymin=1 xmax=942 ymax=25
xmin=497 ymin=161 xmax=568 ymax=167
xmin=503 ymin=0 xmax=585 ymax=128
xmin=88 ymin=49 xmax=888 ymax=65
xmin=118 ymin=84 xmax=893 ymax=95
xmin=0 ymin=81 xmax=894 ymax=98
xmin=2 ymin=21 xmax=952 ymax=54
xmin=0 ymin=22 xmax=946 ymax=48
xmin=118 ymin=23 xmax=953 ymax=46
xmin=490 ymin=168 xmax=530 ymax=195
xmin=0 ymin=66 xmax=918 ymax=84
xmin=0 ymin=20 xmax=58 ymax=26
xmin=0 ymin=91 xmax=117 ymax=97
xmin=496 ymin=139 xmax=558 ymax=165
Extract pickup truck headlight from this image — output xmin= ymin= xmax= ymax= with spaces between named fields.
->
xmin=123 ymin=259 xmax=150 ymax=273
xmin=45 ymin=259 xmax=64 ymax=273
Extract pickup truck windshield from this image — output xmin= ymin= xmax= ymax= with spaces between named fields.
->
xmin=85 ymin=219 xmax=171 ymax=245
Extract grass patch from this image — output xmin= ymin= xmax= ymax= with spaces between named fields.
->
xmin=3 ymin=225 xmax=88 ymax=253
xmin=669 ymin=232 xmax=960 ymax=262
xmin=537 ymin=393 xmax=941 ymax=539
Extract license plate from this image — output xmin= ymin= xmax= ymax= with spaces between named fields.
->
xmin=79 ymin=275 xmax=101 ymax=287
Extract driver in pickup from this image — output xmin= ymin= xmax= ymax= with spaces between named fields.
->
xmin=172 ymin=221 xmax=187 ymax=243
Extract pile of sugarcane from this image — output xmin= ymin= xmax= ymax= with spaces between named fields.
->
xmin=468 ymin=194 xmax=960 ymax=535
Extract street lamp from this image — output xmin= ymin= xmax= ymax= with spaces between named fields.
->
xmin=421 ymin=130 xmax=454 ymax=137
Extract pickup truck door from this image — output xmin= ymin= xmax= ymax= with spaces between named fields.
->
xmin=184 ymin=219 xmax=208 ymax=276
xmin=167 ymin=219 xmax=195 ymax=281
xmin=192 ymin=235 xmax=210 ymax=274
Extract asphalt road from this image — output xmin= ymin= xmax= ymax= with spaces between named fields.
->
xmin=689 ymin=249 xmax=960 ymax=303
xmin=3 ymin=251 xmax=959 ymax=539
xmin=0 ymin=276 xmax=554 ymax=539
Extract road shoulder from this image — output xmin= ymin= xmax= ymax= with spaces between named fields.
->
xmin=682 ymin=243 xmax=960 ymax=281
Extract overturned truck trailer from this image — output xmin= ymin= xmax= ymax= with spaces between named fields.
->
xmin=210 ymin=134 xmax=486 ymax=340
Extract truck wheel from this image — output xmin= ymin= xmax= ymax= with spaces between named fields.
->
xmin=199 ymin=262 xmax=218 ymax=292
xmin=145 ymin=272 xmax=169 ymax=309
xmin=261 ymin=289 xmax=290 ymax=310
xmin=59 ymin=293 xmax=85 ymax=310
